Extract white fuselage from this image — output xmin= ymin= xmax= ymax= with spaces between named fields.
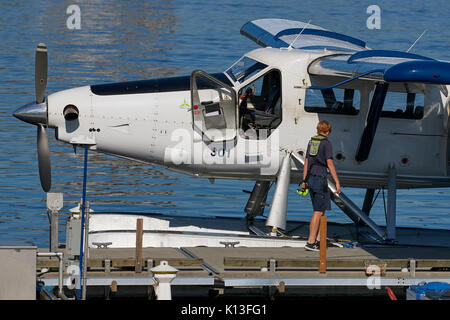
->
xmin=47 ymin=47 xmax=450 ymax=189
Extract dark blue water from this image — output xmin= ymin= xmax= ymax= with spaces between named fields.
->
xmin=1 ymin=0 xmax=449 ymax=247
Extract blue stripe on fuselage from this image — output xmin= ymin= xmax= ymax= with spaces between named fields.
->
xmin=91 ymin=72 xmax=232 ymax=96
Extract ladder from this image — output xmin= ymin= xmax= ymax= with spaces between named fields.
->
xmin=289 ymin=152 xmax=386 ymax=239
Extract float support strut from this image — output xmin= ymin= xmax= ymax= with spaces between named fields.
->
xmin=386 ymin=164 xmax=397 ymax=240
xmin=266 ymin=154 xmax=291 ymax=232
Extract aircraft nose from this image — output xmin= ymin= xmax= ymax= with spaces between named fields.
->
xmin=13 ymin=101 xmax=47 ymax=125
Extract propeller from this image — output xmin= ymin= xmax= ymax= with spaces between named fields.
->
xmin=35 ymin=43 xmax=51 ymax=192
xmin=13 ymin=43 xmax=51 ymax=192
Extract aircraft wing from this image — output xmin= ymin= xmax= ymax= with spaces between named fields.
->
xmin=241 ymin=19 xmax=450 ymax=85
xmin=240 ymin=18 xmax=368 ymax=52
xmin=308 ymin=50 xmax=450 ymax=85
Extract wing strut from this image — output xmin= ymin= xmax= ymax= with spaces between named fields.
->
xmin=355 ymin=82 xmax=389 ymax=162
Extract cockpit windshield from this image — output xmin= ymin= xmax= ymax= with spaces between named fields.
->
xmin=226 ymin=56 xmax=267 ymax=84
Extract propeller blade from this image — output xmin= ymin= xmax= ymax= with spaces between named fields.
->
xmin=37 ymin=124 xmax=51 ymax=192
xmin=35 ymin=43 xmax=48 ymax=104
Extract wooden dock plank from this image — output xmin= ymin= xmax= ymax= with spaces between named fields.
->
xmin=223 ymin=257 xmax=450 ymax=269
xmin=182 ymin=246 xmax=450 ymax=274
xmin=36 ymin=246 xmax=450 ymax=277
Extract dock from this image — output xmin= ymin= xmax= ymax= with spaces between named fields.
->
xmin=1 ymin=201 xmax=449 ymax=301
xmin=34 ymin=244 xmax=450 ymax=300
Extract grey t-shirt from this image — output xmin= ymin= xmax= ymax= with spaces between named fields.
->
xmin=306 ymin=135 xmax=333 ymax=177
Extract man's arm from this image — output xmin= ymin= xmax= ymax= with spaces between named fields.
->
xmin=326 ymin=158 xmax=341 ymax=194
xmin=301 ymin=158 xmax=308 ymax=191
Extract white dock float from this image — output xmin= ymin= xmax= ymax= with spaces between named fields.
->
xmin=86 ymin=213 xmax=310 ymax=248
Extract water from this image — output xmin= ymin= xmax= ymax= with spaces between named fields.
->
xmin=0 ymin=0 xmax=449 ymax=247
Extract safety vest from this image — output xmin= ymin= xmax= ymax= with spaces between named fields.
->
xmin=308 ymin=134 xmax=327 ymax=157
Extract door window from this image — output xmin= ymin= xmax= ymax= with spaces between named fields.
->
xmin=191 ymin=70 xmax=237 ymax=142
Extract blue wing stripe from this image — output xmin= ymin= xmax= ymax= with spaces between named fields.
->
xmin=240 ymin=19 xmax=367 ymax=51
xmin=348 ymin=50 xmax=434 ymax=63
xmin=309 ymin=53 xmax=450 ymax=84
xmin=274 ymin=28 xmax=366 ymax=49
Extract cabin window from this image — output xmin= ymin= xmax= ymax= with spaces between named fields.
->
xmin=238 ymin=69 xmax=282 ymax=134
xmin=304 ymin=87 xmax=360 ymax=115
xmin=376 ymin=90 xmax=424 ymax=119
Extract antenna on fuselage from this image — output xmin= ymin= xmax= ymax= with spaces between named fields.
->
xmin=287 ymin=19 xmax=311 ymax=51
xmin=406 ymin=29 xmax=428 ymax=53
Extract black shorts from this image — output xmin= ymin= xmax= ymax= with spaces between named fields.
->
xmin=307 ymin=175 xmax=331 ymax=212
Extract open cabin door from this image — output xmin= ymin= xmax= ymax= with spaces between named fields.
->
xmin=190 ymin=70 xmax=237 ymax=142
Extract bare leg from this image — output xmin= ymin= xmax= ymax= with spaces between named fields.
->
xmin=316 ymin=222 xmax=321 ymax=242
xmin=308 ymin=211 xmax=324 ymax=244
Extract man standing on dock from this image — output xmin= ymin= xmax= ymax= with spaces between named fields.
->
xmin=301 ymin=120 xmax=341 ymax=251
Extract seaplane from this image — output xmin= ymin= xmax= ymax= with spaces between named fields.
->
xmin=13 ymin=19 xmax=450 ymax=248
